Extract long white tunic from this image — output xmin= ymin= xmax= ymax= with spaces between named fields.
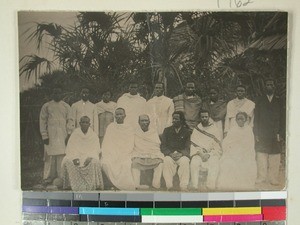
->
xmin=39 ymin=100 xmax=72 ymax=155
xmin=217 ymin=124 xmax=257 ymax=190
xmin=71 ymin=100 xmax=98 ymax=135
xmin=117 ymin=93 xmax=146 ymax=129
xmin=146 ymin=95 xmax=174 ymax=135
xmin=101 ymin=123 xmax=136 ymax=190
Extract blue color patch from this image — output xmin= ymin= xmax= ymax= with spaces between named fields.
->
xmin=79 ymin=207 xmax=140 ymax=216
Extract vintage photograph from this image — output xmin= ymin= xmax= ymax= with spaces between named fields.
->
xmin=19 ymin=11 xmax=287 ymax=192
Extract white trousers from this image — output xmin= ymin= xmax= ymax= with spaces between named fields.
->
xmin=163 ymin=156 xmax=190 ymax=190
xmin=131 ymin=163 xmax=163 ymax=189
xmin=190 ymin=154 xmax=220 ymax=190
xmin=256 ymin=152 xmax=281 ymax=184
xmin=43 ymin=153 xmax=64 ymax=180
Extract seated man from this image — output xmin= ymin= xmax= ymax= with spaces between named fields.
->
xmin=131 ymin=114 xmax=164 ymax=190
xmin=190 ymin=110 xmax=222 ymax=191
xmin=101 ymin=108 xmax=136 ymax=191
xmin=161 ymin=111 xmax=191 ymax=191
xmin=61 ymin=116 xmax=103 ymax=191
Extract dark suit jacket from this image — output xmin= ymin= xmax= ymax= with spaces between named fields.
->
xmin=253 ymin=95 xmax=284 ymax=154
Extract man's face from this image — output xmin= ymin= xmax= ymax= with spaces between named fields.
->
xmin=79 ymin=117 xmax=90 ymax=133
xmin=200 ymin=112 xmax=209 ymax=126
xmin=129 ymin=84 xmax=138 ymax=95
xmin=154 ymin=83 xmax=164 ymax=97
xmin=209 ymin=89 xmax=218 ymax=102
xmin=139 ymin=115 xmax=150 ymax=132
xmin=172 ymin=114 xmax=182 ymax=128
xmin=115 ymin=109 xmax=126 ymax=124
xmin=236 ymin=114 xmax=247 ymax=127
xmin=81 ymin=89 xmax=90 ymax=101
xmin=265 ymin=81 xmax=275 ymax=94
xmin=236 ymin=87 xmax=246 ymax=99
xmin=52 ymin=89 xmax=63 ymax=102
xmin=185 ymin=83 xmax=196 ymax=96
xmin=102 ymin=92 xmax=111 ymax=103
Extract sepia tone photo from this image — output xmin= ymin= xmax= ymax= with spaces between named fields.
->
xmin=19 ymin=11 xmax=287 ymax=192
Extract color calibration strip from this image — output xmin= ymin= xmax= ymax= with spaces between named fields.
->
xmin=22 ymin=191 xmax=287 ymax=224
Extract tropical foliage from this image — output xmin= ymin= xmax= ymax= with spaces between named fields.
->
xmin=19 ymin=12 xmax=287 ymax=189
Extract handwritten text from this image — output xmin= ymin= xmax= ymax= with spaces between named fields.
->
xmin=217 ymin=0 xmax=254 ymax=8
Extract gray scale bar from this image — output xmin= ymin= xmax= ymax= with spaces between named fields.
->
xmin=23 ymin=192 xmax=73 ymax=200
xmin=207 ymin=192 xmax=234 ymax=201
xmin=126 ymin=193 xmax=154 ymax=202
xmin=99 ymin=193 xmax=127 ymax=201
xmin=154 ymin=193 xmax=181 ymax=201
xmin=73 ymin=193 xmax=99 ymax=201
xmin=181 ymin=193 xmax=209 ymax=201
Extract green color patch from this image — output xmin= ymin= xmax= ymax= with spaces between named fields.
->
xmin=140 ymin=208 xmax=202 ymax=215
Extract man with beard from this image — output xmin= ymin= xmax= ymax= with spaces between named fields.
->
xmin=202 ymin=87 xmax=227 ymax=140
xmin=173 ymin=82 xmax=202 ymax=130
xmin=161 ymin=111 xmax=191 ymax=191
xmin=131 ymin=115 xmax=164 ymax=189
xmin=190 ymin=110 xmax=222 ymax=191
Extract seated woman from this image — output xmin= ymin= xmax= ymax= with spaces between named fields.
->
xmin=217 ymin=112 xmax=257 ymax=191
xmin=61 ymin=116 xmax=103 ymax=191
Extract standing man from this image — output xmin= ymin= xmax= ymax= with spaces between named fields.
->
xmin=202 ymin=87 xmax=227 ymax=140
xmin=71 ymin=88 xmax=98 ymax=135
xmin=146 ymin=82 xmax=174 ymax=136
xmin=117 ymin=82 xmax=146 ymax=129
xmin=96 ymin=91 xmax=117 ymax=145
xmin=161 ymin=111 xmax=191 ymax=191
xmin=224 ymin=85 xmax=255 ymax=135
xmin=39 ymin=88 xmax=73 ymax=185
xmin=61 ymin=116 xmax=103 ymax=191
xmin=131 ymin=115 xmax=164 ymax=189
xmin=254 ymin=79 xmax=283 ymax=186
xmin=101 ymin=108 xmax=136 ymax=191
xmin=173 ymin=81 xmax=202 ymax=130
xmin=190 ymin=110 xmax=222 ymax=191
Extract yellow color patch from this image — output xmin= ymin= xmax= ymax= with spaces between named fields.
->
xmin=202 ymin=207 xmax=261 ymax=215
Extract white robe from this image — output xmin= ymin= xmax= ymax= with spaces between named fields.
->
xmin=71 ymin=100 xmax=99 ymax=135
xmin=225 ymin=98 xmax=255 ymax=133
xmin=190 ymin=120 xmax=222 ymax=158
xmin=132 ymin=127 xmax=164 ymax=159
xmin=117 ymin=93 xmax=146 ymax=129
xmin=190 ymin=121 xmax=222 ymax=189
xmin=146 ymin=95 xmax=174 ymax=135
xmin=101 ymin=123 xmax=136 ymax=190
xmin=39 ymin=100 xmax=73 ymax=155
xmin=61 ymin=128 xmax=102 ymax=191
xmin=63 ymin=128 xmax=101 ymax=165
xmin=217 ymin=124 xmax=257 ymax=190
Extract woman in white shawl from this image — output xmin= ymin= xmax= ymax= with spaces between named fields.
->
xmin=217 ymin=112 xmax=257 ymax=191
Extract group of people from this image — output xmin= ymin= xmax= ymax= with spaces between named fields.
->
xmin=38 ymin=78 xmax=283 ymax=191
